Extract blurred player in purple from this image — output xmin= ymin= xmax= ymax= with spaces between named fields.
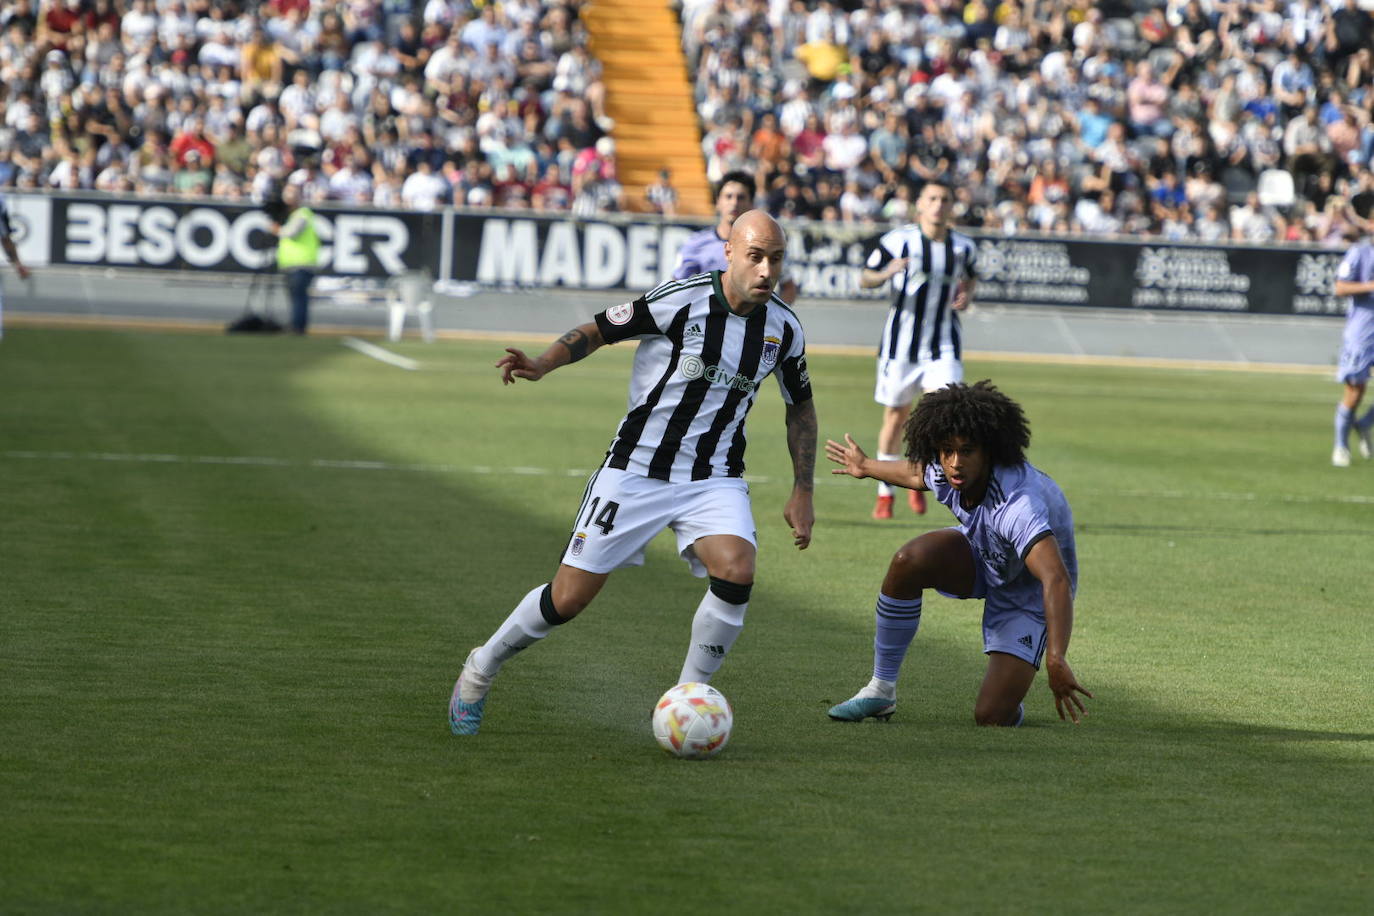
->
xmin=824 ymin=381 xmax=1091 ymax=726
xmin=1330 ymin=232 xmax=1374 ymax=466
xmin=674 ymin=171 xmax=799 ymax=304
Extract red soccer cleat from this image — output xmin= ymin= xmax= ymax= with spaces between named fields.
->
xmin=908 ymin=488 xmax=927 ymax=515
xmin=872 ymin=494 xmax=894 ymax=519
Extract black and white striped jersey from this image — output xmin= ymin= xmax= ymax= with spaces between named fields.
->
xmin=866 ymin=225 xmax=978 ymax=363
xmin=592 ymin=270 xmax=812 ymax=482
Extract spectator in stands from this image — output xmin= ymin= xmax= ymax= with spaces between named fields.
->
xmin=1231 ymin=190 xmax=1280 ymax=243
xmin=401 ymin=155 xmax=447 ymax=210
xmin=793 ymin=21 xmax=847 ymax=90
xmin=1285 ymin=104 xmax=1335 ymax=197
xmin=644 ymin=168 xmax=678 ymax=217
xmin=530 ymin=161 xmax=571 ymax=211
xmin=240 ymin=26 xmax=283 ymax=96
xmin=170 ymin=115 xmax=214 ymax=169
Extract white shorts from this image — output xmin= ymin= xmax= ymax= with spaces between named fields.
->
xmin=561 ymin=467 xmax=756 ymax=577
xmin=874 ymin=355 xmax=963 ymax=407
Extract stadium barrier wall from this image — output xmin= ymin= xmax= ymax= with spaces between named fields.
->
xmin=8 ymin=192 xmax=1347 ymax=316
xmin=9 ymin=191 xmax=442 ymax=277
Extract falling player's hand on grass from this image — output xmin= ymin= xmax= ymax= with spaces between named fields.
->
xmin=496 ymin=347 xmax=548 ymax=384
xmin=825 ymin=434 xmax=870 ymax=479
xmin=1046 ymin=655 xmax=1093 ymax=724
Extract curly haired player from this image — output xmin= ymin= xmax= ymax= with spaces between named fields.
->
xmin=824 ymin=381 xmax=1091 ymax=726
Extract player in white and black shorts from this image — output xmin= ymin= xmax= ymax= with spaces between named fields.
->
xmin=859 ymin=180 xmax=977 ymax=520
xmin=0 ymin=194 xmax=34 ymax=340
xmin=449 ymin=210 xmax=818 ymax=736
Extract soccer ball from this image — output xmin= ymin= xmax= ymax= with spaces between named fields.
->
xmin=651 ymin=682 xmax=733 ymax=759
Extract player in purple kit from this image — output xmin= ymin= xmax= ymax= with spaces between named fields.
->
xmin=824 ymin=381 xmax=1091 ymax=726
xmin=675 ymin=171 xmax=799 ymax=304
xmin=1330 ymin=231 xmax=1374 ymax=466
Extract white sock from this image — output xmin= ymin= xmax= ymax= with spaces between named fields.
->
xmin=859 ymin=676 xmax=896 ymax=700
xmin=678 ymin=589 xmax=747 ymax=684
xmin=471 ymin=584 xmax=556 ymax=680
xmin=876 ymin=452 xmax=901 ymax=497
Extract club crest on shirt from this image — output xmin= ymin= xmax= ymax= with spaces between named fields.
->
xmin=761 ymin=336 xmax=782 ymax=367
xmin=605 ymin=303 xmax=634 ymax=325
xmin=570 ymin=531 xmax=587 ymax=557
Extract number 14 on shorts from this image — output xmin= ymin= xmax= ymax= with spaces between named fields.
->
xmin=583 ymin=497 xmax=619 ymax=534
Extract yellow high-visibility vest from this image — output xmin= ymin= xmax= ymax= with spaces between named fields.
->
xmin=277 ymin=208 xmax=319 ymax=270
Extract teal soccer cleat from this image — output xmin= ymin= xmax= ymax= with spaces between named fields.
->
xmin=827 ymin=695 xmax=896 ymax=722
xmin=449 ymin=689 xmax=485 ymax=736
xmin=449 ymin=649 xmax=492 ymax=736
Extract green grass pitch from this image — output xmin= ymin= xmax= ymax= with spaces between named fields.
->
xmin=2 ymin=327 xmax=1371 ymax=913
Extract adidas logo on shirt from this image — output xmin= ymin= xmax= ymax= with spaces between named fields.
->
xmin=685 ymin=323 xmax=704 ymax=338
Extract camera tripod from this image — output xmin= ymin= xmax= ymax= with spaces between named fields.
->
xmin=226 ymin=255 xmax=286 ymax=334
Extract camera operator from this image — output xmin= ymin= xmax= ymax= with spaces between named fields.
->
xmin=270 ymin=183 xmax=319 ymax=335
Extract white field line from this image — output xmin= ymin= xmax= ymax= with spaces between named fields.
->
xmin=4 ymin=449 xmax=1374 ymax=506
xmin=341 ymin=336 xmax=420 ymax=370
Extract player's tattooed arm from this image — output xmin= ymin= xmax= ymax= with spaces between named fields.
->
xmin=784 ymin=399 xmax=817 ymax=492
xmin=557 ymin=326 xmax=593 ymax=363
xmin=497 ymin=321 xmax=605 ymax=384
xmin=783 ymin=399 xmax=817 ymax=549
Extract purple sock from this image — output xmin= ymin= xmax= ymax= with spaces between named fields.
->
xmin=1336 ymin=404 xmax=1355 ymax=449
xmin=873 ymin=593 xmax=922 ymax=682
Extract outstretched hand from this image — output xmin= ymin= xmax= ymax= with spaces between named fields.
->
xmin=496 ymin=347 xmax=548 ymax=385
xmin=824 ymin=434 xmax=870 ymax=479
xmin=1045 ymin=656 xmax=1093 ymax=724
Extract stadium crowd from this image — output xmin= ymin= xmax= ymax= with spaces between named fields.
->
xmin=4 ymin=0 xmax=1374 ymax=244
xmin=0 ymin=0 xmax=620 ymax=212
xmin=681 ymin=0 xmax=1374 ymax=243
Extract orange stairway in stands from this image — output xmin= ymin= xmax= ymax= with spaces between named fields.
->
xmin=583 ymin=0 xmax=712 ymax=216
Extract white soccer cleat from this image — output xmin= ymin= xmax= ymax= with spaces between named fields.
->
xmin=1332 ymin=444 xmax=1352 ymax=467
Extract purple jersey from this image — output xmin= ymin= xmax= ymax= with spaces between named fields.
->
xmin=1336 ymin=241 xmax=1374 ymax=383
xmin=924 ymin=459 xmax=1076 ymax=616
xmin=673 ymin=227 xmax=728 ymax=279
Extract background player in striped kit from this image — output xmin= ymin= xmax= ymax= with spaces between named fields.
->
xmin=823 ymin=381 xmax=1091 ymax=727
xmin=859 ymin=180 xmax=977 ymax=519
xmin=0 ymin=193 xmax=34 ymax=340
xmin=674 ymin=170 xmax=800 ymax=304
xmin=1330 ymin=225 xmax=1374 ymax=466
xmin=450 ymin=210 xmax=817 ymax=736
